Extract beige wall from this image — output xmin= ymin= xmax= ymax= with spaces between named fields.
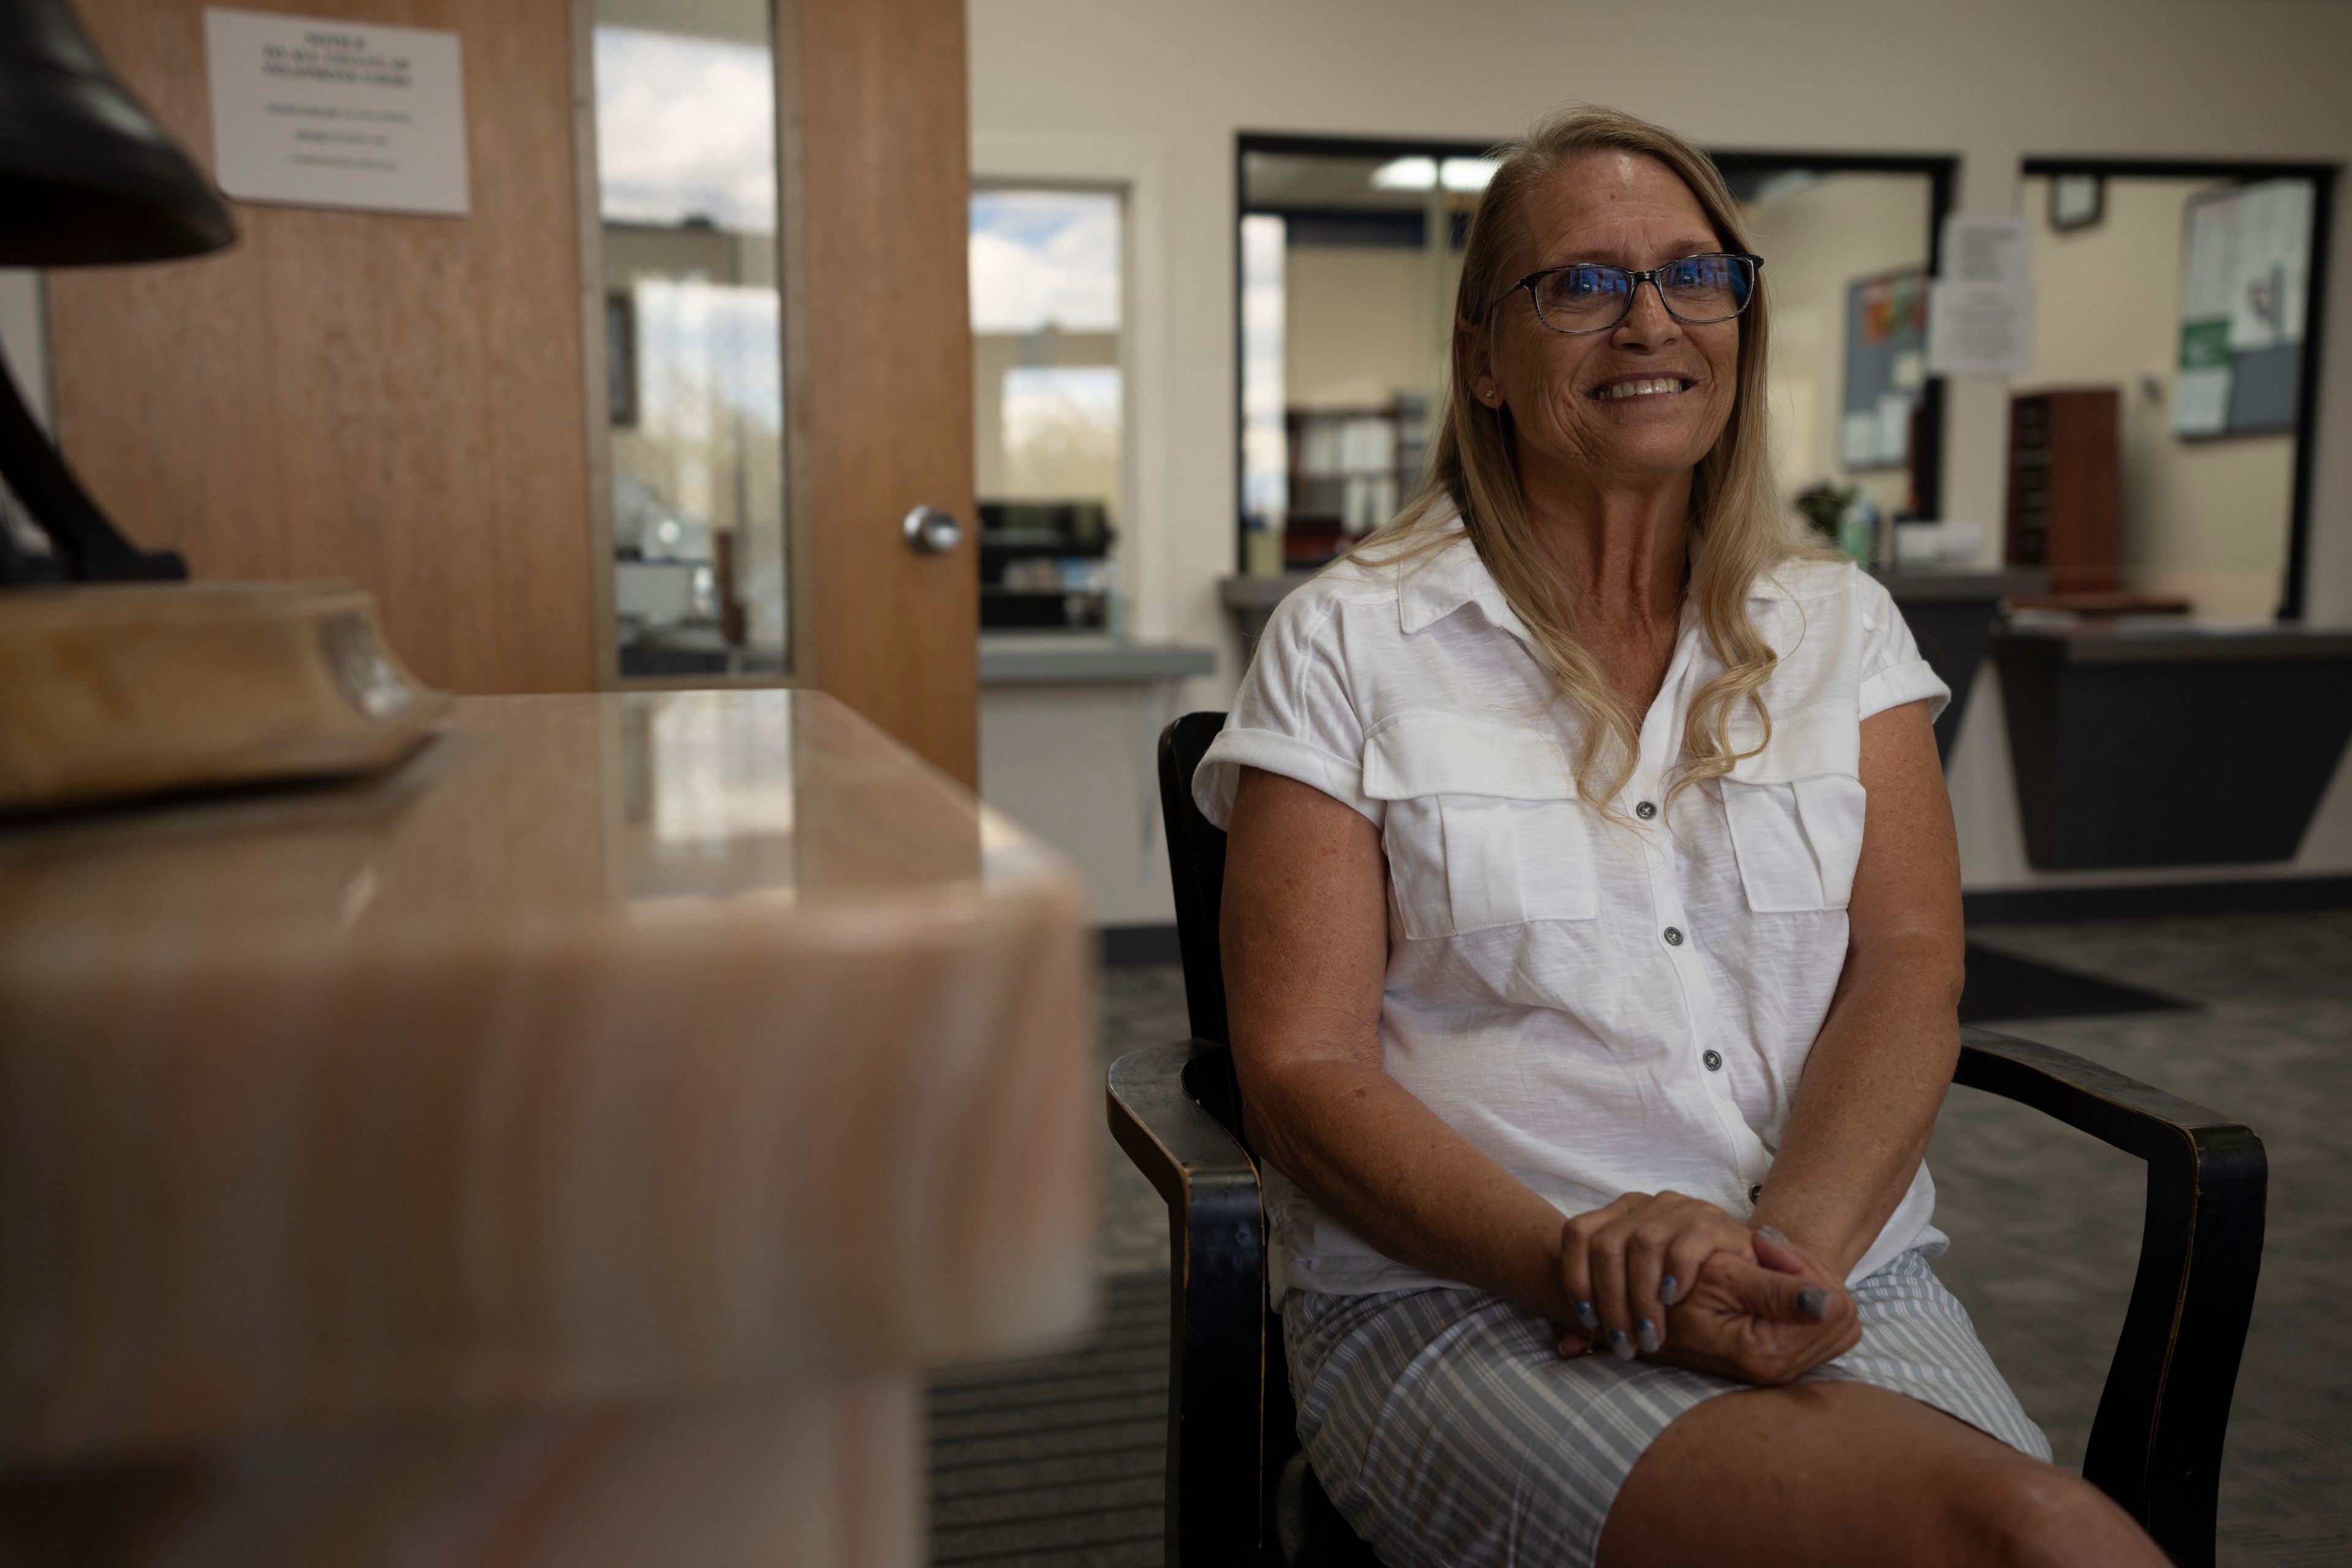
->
xmin=2021 ymin=175 xmax=2297 ymax=622
xmin=1742 ymin=173 xmax=1932 ymax=516
xmin=1285 ymin=243 xmax=1460 ymax=412
xmin=970 ymin=0 xmax=2352 ymax=891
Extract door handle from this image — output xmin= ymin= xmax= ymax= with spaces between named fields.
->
xmin=902 ymin=505 xmax=962 ymax=554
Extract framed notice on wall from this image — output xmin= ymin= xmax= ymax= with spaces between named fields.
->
xmin=2174 ymin=179 xmax=2313 ymax=439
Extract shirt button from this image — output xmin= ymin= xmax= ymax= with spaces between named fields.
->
xmin=1635 ymin=801 xmax=1657 ymax=820
xmin=1663 ymin=926 xmax=1684 ymax=946
xmin=1703 ymin=1049 xmax=1724 ymax=1072
xmin=1749 ymin=1183 xmax=1763 ymax=1202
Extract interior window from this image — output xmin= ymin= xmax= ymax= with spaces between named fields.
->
xmin=970 ymin=187 xmax=1126 ymax=634
xmin=1235 ymin=138 xmax=1947 ymax=573
xmin=592 ymin=0 xmax=790 ymax=677
xmin=1237 ymin=141 xmax=1482 ymax=573
xmin=1721 ymin=162 xmax=1940 ymax=548
xmin=2016 ymin=168 xmax=2322 ymax=621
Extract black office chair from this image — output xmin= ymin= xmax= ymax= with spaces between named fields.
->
xmin=1108 ymin=710 xmax=2267 ymax=1568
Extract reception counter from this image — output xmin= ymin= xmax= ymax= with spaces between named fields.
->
xmin=979 ymin=636 xmax=1216 ymax=933
xmin=1993 ymin=622 xmax=2352 ymax=870
xmin=1874 ymin=566 xmax=2046 ymax=757
xmin=0 ymin=690 xmax=1097 ymax=1566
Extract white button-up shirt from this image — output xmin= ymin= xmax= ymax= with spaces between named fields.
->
xmin=1196 ymin=521 xmax=1951 ymax=1297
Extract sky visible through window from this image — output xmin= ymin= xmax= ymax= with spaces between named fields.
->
xmin=970 ymin=190 xmax=1121 ymax=334
xmin=595 ymin=26 xmax=775 ymax=232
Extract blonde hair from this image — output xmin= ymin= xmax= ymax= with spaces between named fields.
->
xmin=1351 ymin=104 xmax=1811 ymax=812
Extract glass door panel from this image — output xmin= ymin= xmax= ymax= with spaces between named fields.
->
xmin=593 ymin=0 xmax=789 ymax=677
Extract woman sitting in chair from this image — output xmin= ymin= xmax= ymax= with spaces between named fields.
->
xmin=1197 ymin=106 xmax=2164 ymax=1568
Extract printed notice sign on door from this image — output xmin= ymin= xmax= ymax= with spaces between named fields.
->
xmin=204 ymin=9 xmax=469 ymax=216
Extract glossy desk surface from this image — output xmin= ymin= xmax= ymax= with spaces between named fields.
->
xmin=0 ymin=690 xmax=1097 ymax=1464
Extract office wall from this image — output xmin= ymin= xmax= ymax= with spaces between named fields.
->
xmin=1742 ymin=174 xmax=1932 ymax=517
xmin=2021 ymin=176 xmax=2297 ymax=624
xmin=969 ymin=0 xmax=2352 ymax=891
xmin=1286 ymin=243 xmax=1457 ymax=412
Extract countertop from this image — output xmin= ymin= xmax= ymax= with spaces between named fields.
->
xmin=0 ymin=688 xmax=1096 ymax=1464
xmin=980 ymin=634 xmax=1216 ymax=685
xmin=1996 ymin=620 xmax=2352 ymax=663
xmin=1869 ymin=565 xmax=2048 ymax=601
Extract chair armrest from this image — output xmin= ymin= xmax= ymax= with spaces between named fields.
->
xmin=1956 ymin=1027 xmax=2266 ymax=1567
xmin=1108 ymin=1040 xmax=1270 ymax=1568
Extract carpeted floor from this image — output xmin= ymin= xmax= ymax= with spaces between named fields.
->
xmin=937 ymin=910 xmax=2351 ymax=1566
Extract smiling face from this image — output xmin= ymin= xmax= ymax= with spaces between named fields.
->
xmin=1466 ymin=150 xmax=1743 ymax=493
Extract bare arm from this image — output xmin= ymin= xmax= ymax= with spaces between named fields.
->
xmin=1221 ymin=765 xmax=1574 ymax=1322
xmin=1751 ymin=698 xmax=1966 ymax=1278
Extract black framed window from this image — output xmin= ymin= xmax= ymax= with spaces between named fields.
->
xmin=1232 ymin=133 xmax=1956 ymax=575
xmin=2017 ymin=157 xmax=2334 ymax=622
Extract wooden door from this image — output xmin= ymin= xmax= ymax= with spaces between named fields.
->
xmin=786 ymin=0 xmax=978 ymax=786
xmin=47 ymin=0 xmax=600 ymax=697
xmin=45 ymin=0 xmax=979 ymax=784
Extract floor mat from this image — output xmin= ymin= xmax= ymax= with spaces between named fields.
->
xmin=1958 ymin=941 xmax=2195 ymax=1025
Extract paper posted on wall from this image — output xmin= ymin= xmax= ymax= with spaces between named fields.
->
xmin=204 ymin=8 xmax=470 ymax=217
xmin=1926 ymin=216 xmax=2035 ymax=376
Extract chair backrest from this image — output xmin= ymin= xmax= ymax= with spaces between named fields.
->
xmin=1158 ymin=712 xmax=1234 ymax=1047
xmin=1156 ymin=710 xmax=1384 ymax=1567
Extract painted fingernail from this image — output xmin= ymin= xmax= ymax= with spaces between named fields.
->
xmin=1637 ymin=1318 xmax=1660 ymax=1354
xmin=1574 ymin=1300 xmax=1599 ymax=1330
xmin=1758 ymin=1226 xmax=1790 ymax=1244
xmin=1609 ymin=1329 xmax=1633 ymax=1360
xmin=1797 ymin=1287 xmax=1829 ymax=1322
xmin=1659 ymin=1275 xmax=1678 ymax=1305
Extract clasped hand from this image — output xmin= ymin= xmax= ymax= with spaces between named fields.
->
xmin=1550 ymin=1191 xmax=1860 ymax=1385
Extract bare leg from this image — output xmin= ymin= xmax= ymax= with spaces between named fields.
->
xmin=1596 ymin=1381 xmax=2166 ymax=1567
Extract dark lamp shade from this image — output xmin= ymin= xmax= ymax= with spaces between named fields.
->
xmin=0 ymin=0 xmax=235 ymax=267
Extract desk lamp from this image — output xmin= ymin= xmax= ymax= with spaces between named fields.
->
xmin=0 ymin=0 xmax=443 ymax=813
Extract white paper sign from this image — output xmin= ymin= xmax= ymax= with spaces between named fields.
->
xmin=1928 ymin=281 xmax=2035 ymax=375
xmin=205 ymin=9 xmax=469 ymax=216
xmin=1927 ymin=216 xmax=2036 ymax=375
xmin=1940 ymin=216 xmax=2034 ymax=290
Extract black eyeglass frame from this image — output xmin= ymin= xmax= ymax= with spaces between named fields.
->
xmin=1495 ymin=252 xmax=1765 ymax=334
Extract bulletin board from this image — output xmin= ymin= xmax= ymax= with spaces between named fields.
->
xmin=2174 ymin=179 xmax=2314 ymax=439
xmin=1840 ymin=269 xmax=1929 ymax=471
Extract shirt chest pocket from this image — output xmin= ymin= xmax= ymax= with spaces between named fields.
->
xmin=1361 ymin=713 xmax=1597 ymax=940
xmin=1721 ymin=704 xmax=1867 ymax=914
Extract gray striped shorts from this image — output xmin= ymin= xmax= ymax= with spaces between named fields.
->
xmin=1283 ymin=1250 xmax=2049 ymax=1568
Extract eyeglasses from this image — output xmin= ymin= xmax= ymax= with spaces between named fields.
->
xmin=1497 ymin=252 xmax=1763 ymax=334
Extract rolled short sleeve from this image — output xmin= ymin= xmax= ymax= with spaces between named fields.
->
xmin=1194 ymin=592 xmax=1382 ymax=831
xmin=1853 ymin=576 xmax=1951 ymax=723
